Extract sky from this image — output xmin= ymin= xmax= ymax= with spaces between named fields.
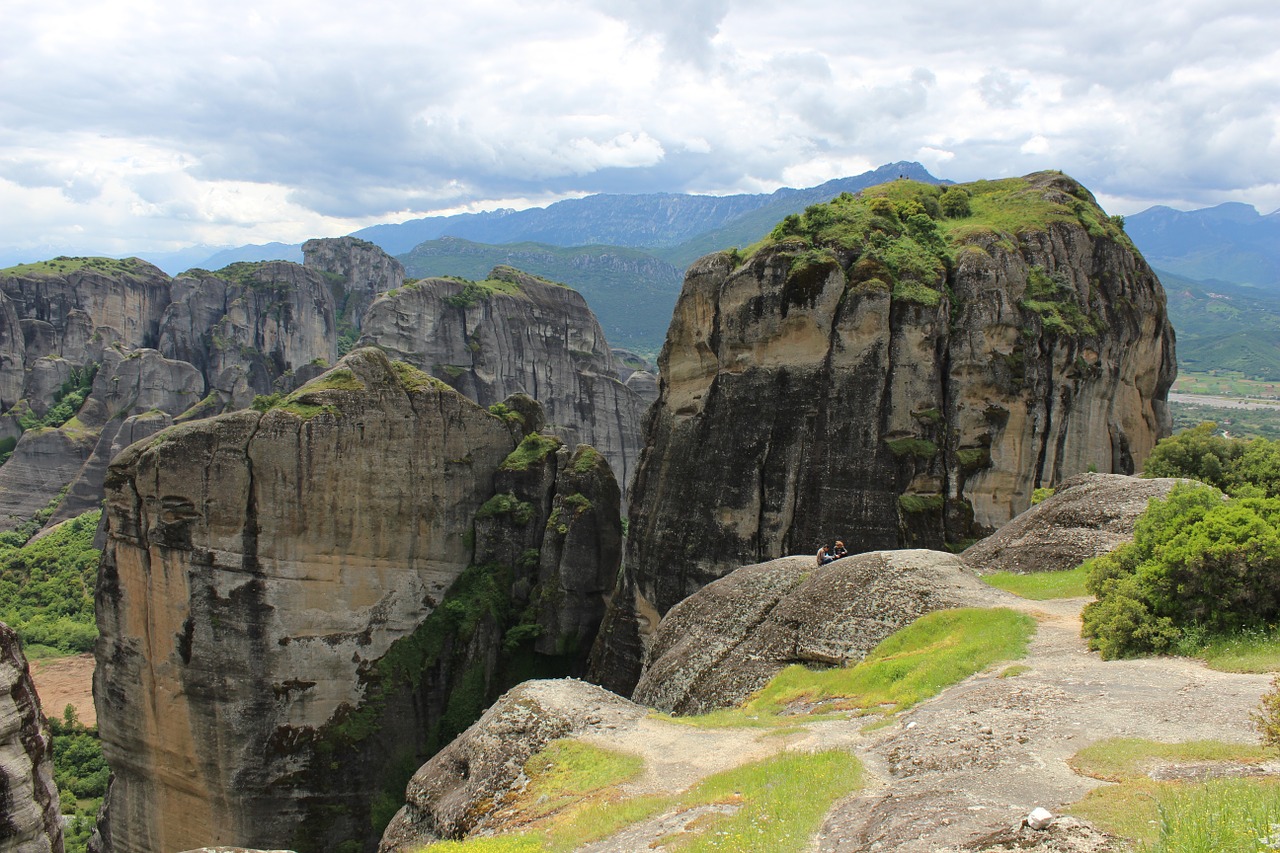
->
xmin=2 ymin=0 xmax=1278 ymax=263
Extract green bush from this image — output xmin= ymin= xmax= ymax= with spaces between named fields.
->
xmin=1082 ymin=483 xmax=1280 ymax=658
xmin=1144 ymin=422 xmax=1280 ymax=497
xmin=0 ymin=510 xmax=101 ymax=653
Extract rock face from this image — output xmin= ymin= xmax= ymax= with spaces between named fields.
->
xmin=962 ymin=473 xmax=1186 ymax=574
xmin=157 ymin=263 xmax=337 ymax=408
xmin=379 ymin=680 xmax=645 ymax=851
xmin=633 ymin=550 xmax=996 ymax=715
xmin=360 ymin=266 xmax=646 ymax=494
xmin=0 ymin=622 xmax=63 ymax=853
xmin=592 ymin=172 xmax=1175 ymax=692
xmin=302 ymin=237 xmax=404 ymax=333
xmin=92 ymin=349 xmax=622 ymax=853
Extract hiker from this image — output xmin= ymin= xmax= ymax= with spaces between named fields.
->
xmin=831 ymin=540 xmax=848 ymax=561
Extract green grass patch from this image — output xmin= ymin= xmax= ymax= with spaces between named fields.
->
xmin=667 ymin=750 xmax=863 ymax=852
xmin=500 ymin=433 xmax=560 ymax=472
xmin=999 ymin=665 xmax=1031 ymax=678
xmin=885 ymin=437 xmax=937 ymax=459
xmin=898 ymin=494 xmax=944 ymax=514
xmin=981 ymin=565 xmax=1091 ymax=599
xmin=0 ymin=256 xmax=150 ymax=278
xmin=669 ymin=608 xmax=1035 ymax=729
xmin=519 ymin=740 xmax=645 ymax=822
xmin=393 ymin=360 xmax=448 ymax=393
xmin=1067 ymin=739 xmax=1279 ymax=850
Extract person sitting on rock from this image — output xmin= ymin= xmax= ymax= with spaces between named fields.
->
xmin=816 ymin=545 xmax=830 ymax=566
xmin=831 ymin=540 xmax=848 ymax=561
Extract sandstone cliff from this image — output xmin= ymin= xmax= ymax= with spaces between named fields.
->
xmin=592 ymin=172 xmax=1176 ymax=692
xmin=0 ymin=623 xmax=63 ymax=853
xmin=359 ymin=266 xmax=645 ymax=494
xmin=92 ymin=349 xmax=621 ymax=853
xmin=302 ymin=237 xmax=405 ymax=336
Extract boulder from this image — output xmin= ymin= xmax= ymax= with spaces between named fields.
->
xmin=633 ymin=550 xmax=996 ymax=715
xmin=379 ymin=679 xmax=646 ymax=852
xmin=962 ymin=473 xmax=1186 ymax=574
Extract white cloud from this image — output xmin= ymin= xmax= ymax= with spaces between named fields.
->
xmin=1 ymin=0 xmax=1278 ymax=256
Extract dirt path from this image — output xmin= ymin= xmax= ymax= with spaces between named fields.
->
xmin=28 ymin=653 xmax=96 ymax=726
xmin=566 ymin=589 xmax=1276 ymax=851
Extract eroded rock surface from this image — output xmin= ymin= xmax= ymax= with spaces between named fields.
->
xmin=0 ymin=622 xmax=63 ymax=853
xmin=962 ymin=473 xmax=1186 ymax=574
xmin=379 ymin=680 xmax=646 ymax=851
xmin=360 ymin=266 xmax=645 ymax=494
xmin=633 ymin=550 xmax=995 ymax=715
xmin=594 ymin=172 xmax=1175 ymax=692
xmin=93 ymin=349 xmax=622 ymax=853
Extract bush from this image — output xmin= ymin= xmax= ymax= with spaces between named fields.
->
xmin=1255 ymin=676 xmax=1280 ymax=751
xmin=1082 ymin=483 xmax=1280 ymax=658
xmin=1143 ymin=422 xmax=1280 ymax=497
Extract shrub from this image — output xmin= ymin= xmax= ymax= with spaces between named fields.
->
xmin=1082 ymin=483 xmax=1280 ymax=658
xmin=940 ymin=187 xmax=972 ymax=218
xmin=1255 ymin=676 xmax=1280 ymax=751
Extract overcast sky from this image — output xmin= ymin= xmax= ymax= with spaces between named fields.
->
xmin=2 ymin=0 xmax=1277 ymax=261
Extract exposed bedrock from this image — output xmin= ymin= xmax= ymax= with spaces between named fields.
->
xmin=359 ymin=265 xmax=645 ymax=496
xmin=0 ymin=622 xmax=63 ymax=853
xmin=302 ymin=236 xmax=405 ymax=333
xmin=92 ymin=349 xmax=621 ymax=853
xmin=962 ymin=472 xmax=1186 ymax=575
xmin=591 ymin=172 xmax=1176 ymax=692
xmin=633 ymin=550 xmax=997 ymax=715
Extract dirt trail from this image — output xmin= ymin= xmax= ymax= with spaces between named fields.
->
xmin=565 ymin=588 xmax=1275 ymax=851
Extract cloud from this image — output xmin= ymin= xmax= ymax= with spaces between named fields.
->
xmin=2 ymin=0 xmax=1279 ymax=253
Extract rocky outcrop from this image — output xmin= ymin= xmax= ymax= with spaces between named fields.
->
xmin=379 ymin=679 xmax=645 ymax=851
xmin=359 ymin=266 xmax=645 ymax=494
xmin=157 ymin=263 xmax=337 ymax=408
xmin=0 ymin=426 xmax=96 ymax=531
xmin=302 ymin=237 xmax=404 ymax=333
xmin=0 ymin=258 xmax=171 ymax=362
xmin=962 ymin=473 xmax=1187 ymax=574
xmin=633 ymin=550 xmax=996 ymax=715
xmin=92 ymin=349 xmax=622 ymax=853
xmin=592 ymin=172 xmax=1176 ymax=692
xmin=0 ymin=623 xmax=63 ymax=853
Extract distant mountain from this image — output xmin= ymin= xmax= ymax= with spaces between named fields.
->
xmin=398 ymin=238 xmax=684 ymax=352
xmin=358 ymin=162 xmax=944 ymax=256
xmin=1159 ymin=268 xmax=1280 ymax=379
xmin=1127 ymin=202 xmax=1280 ymax=288
xmin=194 ymin=242 xmax=304 ymax=270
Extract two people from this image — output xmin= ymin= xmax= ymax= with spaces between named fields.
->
xmin=816 ymin=540 xmax=848 ymax=566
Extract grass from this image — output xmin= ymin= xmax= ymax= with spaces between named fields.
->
xmin=0 ymin=256 xmax=149 ymax=277
xmin=981 ymin=565 xmax=1091 ymax=599
xmin=1175 ymin=627 xmax=1280 ymax=673
xmin=1067 ymin=738 xmax=1279 ymax=850
xmin=665 ymin=607 xmax=1035 ymax=729
xmin=500 ymin=433 xmax=560 ymax=472
xmin=666 ymin=750 xmax=863 ymax=852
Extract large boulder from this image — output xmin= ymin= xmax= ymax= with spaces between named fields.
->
xmin=379 ymin=679 xmax=646 ymax=852
xmin=633 ymin=550 xmax=997 ymax=715
xmin=962 ymin=473 xmax=1187 ymax=574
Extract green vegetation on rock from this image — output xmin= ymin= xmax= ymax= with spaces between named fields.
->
xmin=51 ymin=705 xmax=106 ymax=853
xmin=0 ymin=256 xmax=151 ymax=278
xmin=885 ymin=437 xmax=937 ymax=459
xmin=1144 ymin=422 xmax=1280 ymax=496
xmin=501 ymin=433 xmax=560 ymax=472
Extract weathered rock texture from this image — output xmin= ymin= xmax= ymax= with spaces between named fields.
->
xmin=157 ymin=263 xmax=337 ymax=408
xmin=962 ymin=472 xmax=1186 ymax=574
xmin=302 ymin=237 xmax=404 ymax=333
xmin=360 ymin=266 xmax=645 ymax=493
xmin=92 ymin=349 xmax=621 ymax=853
xmin=379 ymin=679 xmax=645 ymax=852
xmin=0 ymin=623 xmax=63 ymax=853
xmin=633 ymin=550 xmax=995 ymax=715
xmin=592 ymin=172 xmax=1175 ymax=692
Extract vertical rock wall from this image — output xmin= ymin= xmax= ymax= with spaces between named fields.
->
xmin=0 ymin=623 xmax=63 ymax=853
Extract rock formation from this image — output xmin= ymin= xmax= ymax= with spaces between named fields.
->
xmin=592 ymin=172 xmax=1176 ymax=692
xmin=379 ymin=679 xmax=645 ymax=851
xmin=633 ymin=550 xmax=996 ymax=715
xmin=302 ymin=237 xmax=405 ymax=334
xmin=359 ymin=266 xmax=646 ymax=494
xmin=962 ymin=472 xmax=1186 ymax=575
xmin=92 ymin=349 xmax=621 ymax=853
xmin=157 ymin=262 xmax=338 ymax=408
xmin=0 ymin=622 xmax=63 ymax=853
